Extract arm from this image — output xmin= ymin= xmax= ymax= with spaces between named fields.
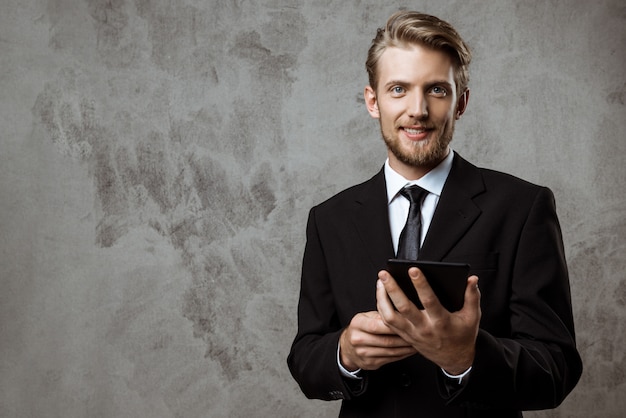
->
xmin=377 ymin=186 xmax=582 ymax=409
xmin=446 ymin=187 xmax=582 ymax=409
xmin=287 ymin=207 xmax=351 ymax=400
xmin=287 ymin=207 xmax=416 ymax=400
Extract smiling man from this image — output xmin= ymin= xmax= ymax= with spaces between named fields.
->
xmin=288 ymin=11 xmax=582 ymax=417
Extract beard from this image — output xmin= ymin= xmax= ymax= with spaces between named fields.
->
xmin=382 ymin=120 xmax=455 ymax=168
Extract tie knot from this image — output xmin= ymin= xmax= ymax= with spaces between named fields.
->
xmin=400 ymin=185 xmax=428 ymax=205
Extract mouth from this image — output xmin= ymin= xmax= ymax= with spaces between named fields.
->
xmin=401 ymin=126 xmax=431 ymax=140
xmin=404 ymin=127 xmax=428 ymax=134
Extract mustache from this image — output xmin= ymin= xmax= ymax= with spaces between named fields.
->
xmin=397 ymin=120 xmax=435 ymax=129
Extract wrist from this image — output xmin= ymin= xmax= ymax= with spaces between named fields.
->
xmin=339 ymin=330 xmax=359 ymax=372
xmin=337 ymin=342 xmax=362 ymax=379
xmin=442 ymin=366 xmax=472 ymax=384
xmin=442 ymin=346 xmax=475 ymax=375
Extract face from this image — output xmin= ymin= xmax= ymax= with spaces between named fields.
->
xmin=365 ymin=44 xmax=469 ymax=179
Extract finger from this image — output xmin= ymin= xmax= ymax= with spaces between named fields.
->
xmin=378 ymin=270 xmax=415 ymax=314
xmin=409 ymin=267 xmax=445 ymax=317
xmin=461 ymin=275 xmax=481 ymax=317
xmin=357 ymin=335 xmax=416 ymax=351
xmin=376 ymin=274 xmax=397 ymax=319
xmin=351 ymin=338 xmax=417 ymax=358
xmin=358 ymin=349 xmax=418 ymax=370
xmin=348 ymin=321 xmax=409 ymax=347
xmin=365 ymin=347 xmax=418 ymax=360
xmin=353 ymin=310 xmax=395 ymax=335
xmin=375 ymin=332 xmax=414 ymax=349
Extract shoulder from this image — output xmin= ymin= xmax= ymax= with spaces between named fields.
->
xmin=480 ymin=167 xmax=544 ymax=192
xmin=483 ymin=168 xmax=556 ymax=214
xmin=453 ymin=152 xmax=549 ymax=194
xmin=450 ymin=153 xmax=556 ymax=211
xmin=311 ymin=168 xmax=385 ymax=214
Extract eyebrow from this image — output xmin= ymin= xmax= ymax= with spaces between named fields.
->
xmin=426 ymin=80 xmax=454 ymax=90
xmin=383 ymin=80 xmax=410 ymax=90
xmin=383 ymin=79 xmax=454 ymax=91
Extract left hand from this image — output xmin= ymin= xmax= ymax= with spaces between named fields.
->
xmin=376 ymin=267 xmax=481 ymax=375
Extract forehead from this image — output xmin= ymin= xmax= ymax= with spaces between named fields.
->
xmin=377 ymin=44 xmax=456 ymax=87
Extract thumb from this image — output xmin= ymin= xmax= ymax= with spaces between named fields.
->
xmin=464 ymin=275 xmax=481 ymax=314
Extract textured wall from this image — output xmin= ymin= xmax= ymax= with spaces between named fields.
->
xmin=1 ymin=0 xmax=624 ymax=417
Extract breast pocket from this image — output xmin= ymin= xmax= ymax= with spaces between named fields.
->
xmin=443 ymin=252 xmax=499 ymax=278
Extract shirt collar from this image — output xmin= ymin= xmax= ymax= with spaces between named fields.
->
xmin=384 ymin=149 xmax=454 ymax=204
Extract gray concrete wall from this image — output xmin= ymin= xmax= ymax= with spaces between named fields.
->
xmin=1 ymin=0 xmax=624 ymax=416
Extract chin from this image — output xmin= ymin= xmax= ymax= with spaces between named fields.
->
xmin=397 ymin=143 xmax=449 ymax=167
xmin=383 ymin=129 xmax=451 ymax=167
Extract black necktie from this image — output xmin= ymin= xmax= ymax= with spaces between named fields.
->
xmin=397 ymin=185 xmax=428 ymax=260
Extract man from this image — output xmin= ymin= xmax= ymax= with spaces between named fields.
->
xmin=287 ymin=11 xmax=582 ymax=417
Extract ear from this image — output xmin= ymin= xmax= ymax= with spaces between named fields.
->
xmin=364 ymin=85 xmax=380 ymax=118
xmin=455 ymin=88 xmax=470 ymax=120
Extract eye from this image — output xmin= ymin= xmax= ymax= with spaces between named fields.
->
xmin=430 ymin=86 xmax=448 ymax=97
xmin=391 ymin=86 xmax=406 ymax=96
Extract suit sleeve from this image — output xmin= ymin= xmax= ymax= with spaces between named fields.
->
xmin=287 ymin=207 xmax=367 ymax=401
xmin=441 ymin=187 xmax=583 ymax=409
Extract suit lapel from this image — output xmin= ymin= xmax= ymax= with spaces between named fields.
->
xmin=419 ymin=153 xmax=485 ymax=261
xmin=352 ymin=169 xmax=395 ymax=268
xmin=349 ymin=154 xmax=485 ymax=266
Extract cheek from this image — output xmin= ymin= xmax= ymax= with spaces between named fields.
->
xmin=378 ymin=105 xmax=401 ymax=126
xmin=431 ymin=104 xmax=456 ymax=125
xmin=379 ymin=97 xmax=406 ymax=113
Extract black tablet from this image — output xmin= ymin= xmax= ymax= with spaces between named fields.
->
xmin=385 ymin=259 xmax=470 ymax=312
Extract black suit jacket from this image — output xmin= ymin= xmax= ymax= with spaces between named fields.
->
xmin=288 ymin=153 xmax=582 ymax=417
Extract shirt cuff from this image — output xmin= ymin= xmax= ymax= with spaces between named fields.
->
xmin=337 ymin=343 xmax=363 ymax=380
xmin=441 ymin=366 xmax=472 ymax=384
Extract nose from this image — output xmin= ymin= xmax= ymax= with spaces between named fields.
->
xmin=407 ymin=92 xmax=428 ymax=119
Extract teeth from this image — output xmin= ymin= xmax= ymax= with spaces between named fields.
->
xmin=405 ymin=128 xmax=425 ymax=134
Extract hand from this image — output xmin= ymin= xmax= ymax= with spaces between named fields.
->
xmin=339 ymin=311 xmax=418 ymax=371
xmin=376 ymin=267 xmax=481 ymax=375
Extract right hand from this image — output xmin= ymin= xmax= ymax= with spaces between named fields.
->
xmin=339 ymin=311 xmax=418 ymax=371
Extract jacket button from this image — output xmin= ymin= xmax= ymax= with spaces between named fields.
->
xmin=400 ymin=373 xmax=412 ymax=387
xmin=329 ymin=390 xmax=344 ymax=400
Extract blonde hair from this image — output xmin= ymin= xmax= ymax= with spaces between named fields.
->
xmin=366 ymin=11 xmax=472 ymax=95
